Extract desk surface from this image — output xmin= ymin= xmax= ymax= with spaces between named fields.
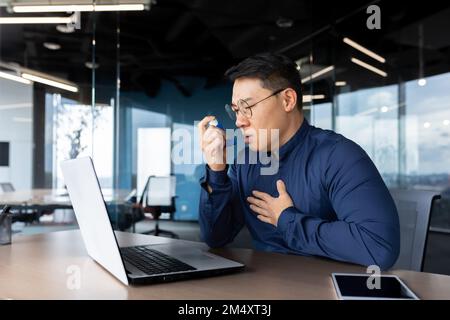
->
xmin=1 ymin=230 xmax=450 ymax=300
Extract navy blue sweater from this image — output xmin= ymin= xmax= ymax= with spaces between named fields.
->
xmin=199 ymin=119 xmax=400 ymax=270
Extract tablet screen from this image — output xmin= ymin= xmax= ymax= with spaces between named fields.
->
xmin=333 ymin=274 xmax=417 ymax=299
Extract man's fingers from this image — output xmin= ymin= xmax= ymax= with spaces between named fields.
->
xmin=256 ymin=215 xmax=271 ymax=224
xmin=249 ymin=204 xmax=269 ymax=216
xmin=276 ymin=180 xmax=287 ymax=195
xmin=203 ymin=127 xmax=225 ymax=144
xmin=204 ymin=143 xmax=225 ymax=164
xmin=198 ymin=115 xmax=216 ymax=138
xmin=252 ymin=190 xmax=271 ymax=201
xmin=247 ymin=196 xmax=267 ymax=209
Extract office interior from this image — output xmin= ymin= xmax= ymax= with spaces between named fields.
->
xmin=1 ymin=0 xmax=450 ymax=278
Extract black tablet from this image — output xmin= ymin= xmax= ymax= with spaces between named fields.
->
xmin=331 ymin=273 xmax=419 ymax=300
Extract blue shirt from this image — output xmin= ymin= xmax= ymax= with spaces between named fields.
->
xmin=199 ymin=119 xmax=400 ymax=270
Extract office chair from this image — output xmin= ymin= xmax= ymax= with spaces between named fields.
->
xmin=390 ymin=188 xmax=441 ymax=271
xmin=140 ymin=175 xmax=179 ymax=239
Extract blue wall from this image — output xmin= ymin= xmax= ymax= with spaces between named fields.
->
xmin=118 ymin=76 xmax=233 ymax=220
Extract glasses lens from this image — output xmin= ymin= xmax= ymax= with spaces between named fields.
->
xmin=238 ymin=99 xmax=251 ymax=118
xmin=225 ymin=104 xmax=237 ymax=121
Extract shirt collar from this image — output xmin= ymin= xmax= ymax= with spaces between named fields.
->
xmin=276 ymin=118 xmax=310 ymax=160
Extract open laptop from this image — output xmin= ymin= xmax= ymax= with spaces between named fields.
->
xmin=61 ymin=156 xmax=244 ymax=285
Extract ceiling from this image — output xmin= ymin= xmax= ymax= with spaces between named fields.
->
xmin=1 ymin=0 xmax=450 ymax=100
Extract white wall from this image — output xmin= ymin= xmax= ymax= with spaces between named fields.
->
xmin=0 ymin=77 xmax=33 ymax=190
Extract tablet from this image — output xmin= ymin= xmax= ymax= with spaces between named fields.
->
xmin=331 ymin=273 xmax=419 ymax=300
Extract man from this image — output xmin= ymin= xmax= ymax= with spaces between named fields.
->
xmin=197 ymin=53 xmax=400 ymax=270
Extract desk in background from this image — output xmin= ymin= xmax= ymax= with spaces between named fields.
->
xmin=0 ymin=188 xmax=130 ymax=209
xmin=0 ymin=230 xmax=450 ymax=299
xmin=0 ymin=189 xmax=135 ymax=229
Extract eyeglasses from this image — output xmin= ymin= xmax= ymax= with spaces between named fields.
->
xmin=225 ymin=88 xmax=286 ymax=121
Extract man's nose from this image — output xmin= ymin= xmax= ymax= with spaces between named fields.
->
xmin=235 ymin=113 xmax=250 ymax=128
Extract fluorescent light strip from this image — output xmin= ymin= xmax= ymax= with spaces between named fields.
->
xmin=343 ymin=37 xmax=385 ymax=63
xmin=22 ymin=73 xmax=78 ymax=92
xmin=351 ymin=57 xmax=387 ymax=77
xmin=0 ymin=71 xmax=32 ymax=84
xmin=301 ymin=66 xmax=335 ymax=83
xmin=0 ymin=17 xmax=73 ymax=24
xmin=12 ymin=4 xmax=145 ymax=13
xmin=94 ymin=4 xmax=145 ymax=11
xmin=303 ymin=94 xmax=325 ymax=103
xmin=335 ymin=81 xmax=347 ymax=86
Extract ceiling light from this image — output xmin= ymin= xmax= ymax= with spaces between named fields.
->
xmin=418 ymin=78 xmax=427 ymax=86
xmin=443 ymin=120 xmax=450 ymax=126
xmin=56 ymin=24 xmax=75 ymax=33
xmin=85 ymin=61 xmax=100 ymax=69
xmin=0 ymin=71 xmax=32 ymax=85
xmin=302 ymin=66 xmax=335 ymax=84
xmin=43 ymin=42 xmax=61 ymax=50
xmin=423 ymin=122 xmax=431 ymax=129
xmin=12 ymin=4 xmax=145 ymax=13
xmin=303 ymin=95 xmax=325 ymax=103
xmin=335 ymin=81 xmax=347 ymax=86
xmin=276 ymin=17 xmax=293 ymax=28
xmin=343 ymin=37 xmax=385 ymax=63
xmin=351 ymin=57 xmax=387 ymax=77
xmin=380 ymin=106 xmax=389 ymax=113
xmin=0 ymin=16 xmax=74 ymax=24
xmin=21 ymin=73 xmax=78 ymax=92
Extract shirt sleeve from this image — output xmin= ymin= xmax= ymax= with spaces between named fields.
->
xmin=198 ymin=164 xmax=244 ymax=248
xmin=276 ymin=139 xmax=400 ymax=270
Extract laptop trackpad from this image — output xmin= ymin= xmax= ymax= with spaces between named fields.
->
xmin=148 ymin=243 xmax=238 ymax=269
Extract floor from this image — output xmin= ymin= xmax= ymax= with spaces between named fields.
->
xmin=10 ymin=216 xmax=450 ymax=276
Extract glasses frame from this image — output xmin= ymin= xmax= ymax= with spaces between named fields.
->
xmin=225 ymin=88 xmax=286 ymax=120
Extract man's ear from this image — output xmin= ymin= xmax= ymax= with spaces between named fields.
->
xmin=282 ymin=89 xmax=297 ymax=112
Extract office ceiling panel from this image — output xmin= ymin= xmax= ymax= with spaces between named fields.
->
xmin=0 ymin=0 xmax=449 ymax=98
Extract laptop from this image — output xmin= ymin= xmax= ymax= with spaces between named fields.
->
xmin=60 ymin=156 xmax=244 ymax=285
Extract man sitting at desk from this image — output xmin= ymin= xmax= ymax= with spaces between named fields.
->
xmin=197 ymin=53 xmax=400 ymax=270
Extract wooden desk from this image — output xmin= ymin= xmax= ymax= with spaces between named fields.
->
xmin=1 ymin=230 xmax=450 ymax=299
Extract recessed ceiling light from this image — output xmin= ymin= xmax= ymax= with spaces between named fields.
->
xmin=85 ymin=61 xmax=100 ymax=69
xmin=43 ymin=42 xmax=61 ymax=50
xmin=380 ymin=106 xmax=389 ymax=113
xmin=56 ymin=24 xmax=75 ymax=33
xmin=418 ymin=78 xmax=427 ymax=86
xmin=276 ymin=17 xmax=293 ymax=28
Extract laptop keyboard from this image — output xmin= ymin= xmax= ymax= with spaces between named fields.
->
xmin=120 ymin=246 xmax=196 ymax=275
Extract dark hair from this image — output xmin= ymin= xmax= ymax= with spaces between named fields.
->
xmin=224 ymin=53 xmax=303 ymax=110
